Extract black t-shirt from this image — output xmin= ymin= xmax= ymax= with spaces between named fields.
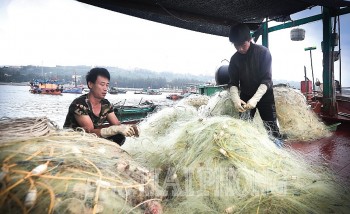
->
xmin=228 ymin=42 xmax=274 ymax=103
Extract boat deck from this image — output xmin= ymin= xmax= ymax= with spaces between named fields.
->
xmin=289 ymin=122 xmax=350 ymax=185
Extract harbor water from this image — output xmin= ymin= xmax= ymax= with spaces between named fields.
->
xmin=0 ymin=85 xmax=174 ymax=128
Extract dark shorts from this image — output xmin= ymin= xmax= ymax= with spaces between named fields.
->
xmin=240 ymin=93 xmax=277 ymax=121
xmin=250 ymin=102 xmax=277 ymax=121
xmin=239 ymin=97 xmax=282 ymax=139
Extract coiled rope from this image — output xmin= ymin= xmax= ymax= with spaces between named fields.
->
xmin=0 ymin=117 xmax=58 ymax=140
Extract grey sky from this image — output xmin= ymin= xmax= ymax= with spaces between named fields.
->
xmin=0 ymin=0 xmax=349 ymax=86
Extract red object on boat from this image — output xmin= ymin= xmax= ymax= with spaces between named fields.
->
xmin=300 ymin=80 xmax=313 ymax=100
xmin=166 ymin=94 xmax=183 ymax=100
xmin=301 ymin=80 xmax=312 ymax=94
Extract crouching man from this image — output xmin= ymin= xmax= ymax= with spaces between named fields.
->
xmin=64 ymin=67 xmax=137 ymax=146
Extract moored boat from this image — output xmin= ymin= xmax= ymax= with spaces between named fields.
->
xmin=29 ymin=80 xmax=63 ymax=95
xmin=166 ymin=93 xmax=183 ymax=100
xmin=82 ymin=88 xmax=90 ymax=94
xmin=113 ymin=99 xmax=157 ymax=123
xmin=134 ymin=88 xmax=162 ymax=95
xmin=62 ymin=87 xmax=83 ymax=94
xmin=109 ymin=87 xmax=127 ymax=94
xmin=62 ymin=71 xmax=84 ymax=94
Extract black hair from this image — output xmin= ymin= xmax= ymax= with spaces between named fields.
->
xmin=86 ymin=67 xmax=110 ymax=88
xmin=229 ymin=24 xmax=251 ymax=45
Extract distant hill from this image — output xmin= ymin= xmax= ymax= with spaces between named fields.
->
xmin=0 ymin=65 xmax=214 ymax=88
xmin=105 ymin=66 xmax=214 ymax=82
xmin=0 ymin=65 xmax=302 ymax=89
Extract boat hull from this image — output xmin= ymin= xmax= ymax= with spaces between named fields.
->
xmin=114 ymin=105 xmax=157 ymax=123
xmin=62 ymin=87 xmax=83 ymax=94
xmin=30 ymin=81 xmax=62 ymax=95
xmin=30 ymin=88 xmax=62 ymax=95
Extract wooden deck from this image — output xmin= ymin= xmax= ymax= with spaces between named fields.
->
xmin=289 ymin=122 xmax=350 ymax=185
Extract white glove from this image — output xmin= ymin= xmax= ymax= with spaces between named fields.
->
xmin=229 ymin=86 xmax=246 ymax=112
xmin=244 ymin=84 xmax=268 ymax=110
xmin=100 ymin=125 xmax=135 ymax=138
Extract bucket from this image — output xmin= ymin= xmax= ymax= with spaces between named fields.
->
xmin=290 ymin=28 xmax=305 ymax=41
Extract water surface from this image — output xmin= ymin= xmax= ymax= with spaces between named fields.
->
xmin=0 ymin=85 xmax=174 ymax=128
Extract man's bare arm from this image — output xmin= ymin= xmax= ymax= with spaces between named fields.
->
xmin=106 ymin=112 xmax=121 ymax=125
xmin=74 ymin=114 xmax=102 ymax=137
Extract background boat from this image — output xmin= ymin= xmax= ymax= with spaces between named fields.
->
xmin=62 ymin=71 xmax=84 ymax=94
xmin=82 ymin=88 xmax=90 ymax=94
xmin=166 ymin=93 xmax=183 ymax=100
xmin=113 ymin=99 xmax=157 ymax=123
xmin=109 ymin=87 xmax=127 ymax=94
xmin=62 ymin=86 xmax=83 ymax=94
xmin=29 ymin=80 xmax=63 ymax=95
xmin=134 ymin=88 xmax=162 ymax=95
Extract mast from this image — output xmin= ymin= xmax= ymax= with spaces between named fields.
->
xmin=41 ymin=61 xmax=44 ymax=78
xmin=74 ymin=70 xmax=77 ymax=88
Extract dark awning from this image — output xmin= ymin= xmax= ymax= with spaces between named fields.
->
xmin=77 ymin=0 xmax=350 ymax=37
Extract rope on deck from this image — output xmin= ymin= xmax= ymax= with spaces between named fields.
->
xmin=0 ymin=117 xmax=59 ymax=140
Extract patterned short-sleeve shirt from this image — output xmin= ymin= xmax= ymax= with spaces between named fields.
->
xmin=63 ymin=94 xmax=114 ymax=129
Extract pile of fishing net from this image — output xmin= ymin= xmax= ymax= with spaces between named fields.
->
xmin=0 ymin=117 xmax=163 ymax=214
xmin=176 ymin=94 xmax=209 ymax=109
xmin=196 ymin=85 xmax=330 ymax=141
xmin=273 ymin=85 xmax=331 ymax=140
xmin=139 ymin=105 xmax=198 ymax=142
xmin=0 ymin=82 xmax=337 ymax=213
xmin=125 ymin=114 xmax=350 ymax=213
xmin=198 ymin=90 xmax=238 ymax=118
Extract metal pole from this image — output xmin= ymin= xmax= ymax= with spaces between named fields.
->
xmin=337 ymin=15 xmax=342 ymax=93
xmin=262 ymin=18 xmax=269 ymax=48
xmin=304 ymin=66 xmax=308 ymax=95
xmin=309 ymin=50 xmax=315 ymax=92
xmin=74 ymin=71 xmax=77 ymax=88
xmin=322 ymin=7 xmax=336 ymax=116
xmin=304 ymin=46 xmax=316 ymax=93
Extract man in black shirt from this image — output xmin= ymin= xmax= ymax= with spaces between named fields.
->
xmin=228 ymin=24 xmax=283 ymax=147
